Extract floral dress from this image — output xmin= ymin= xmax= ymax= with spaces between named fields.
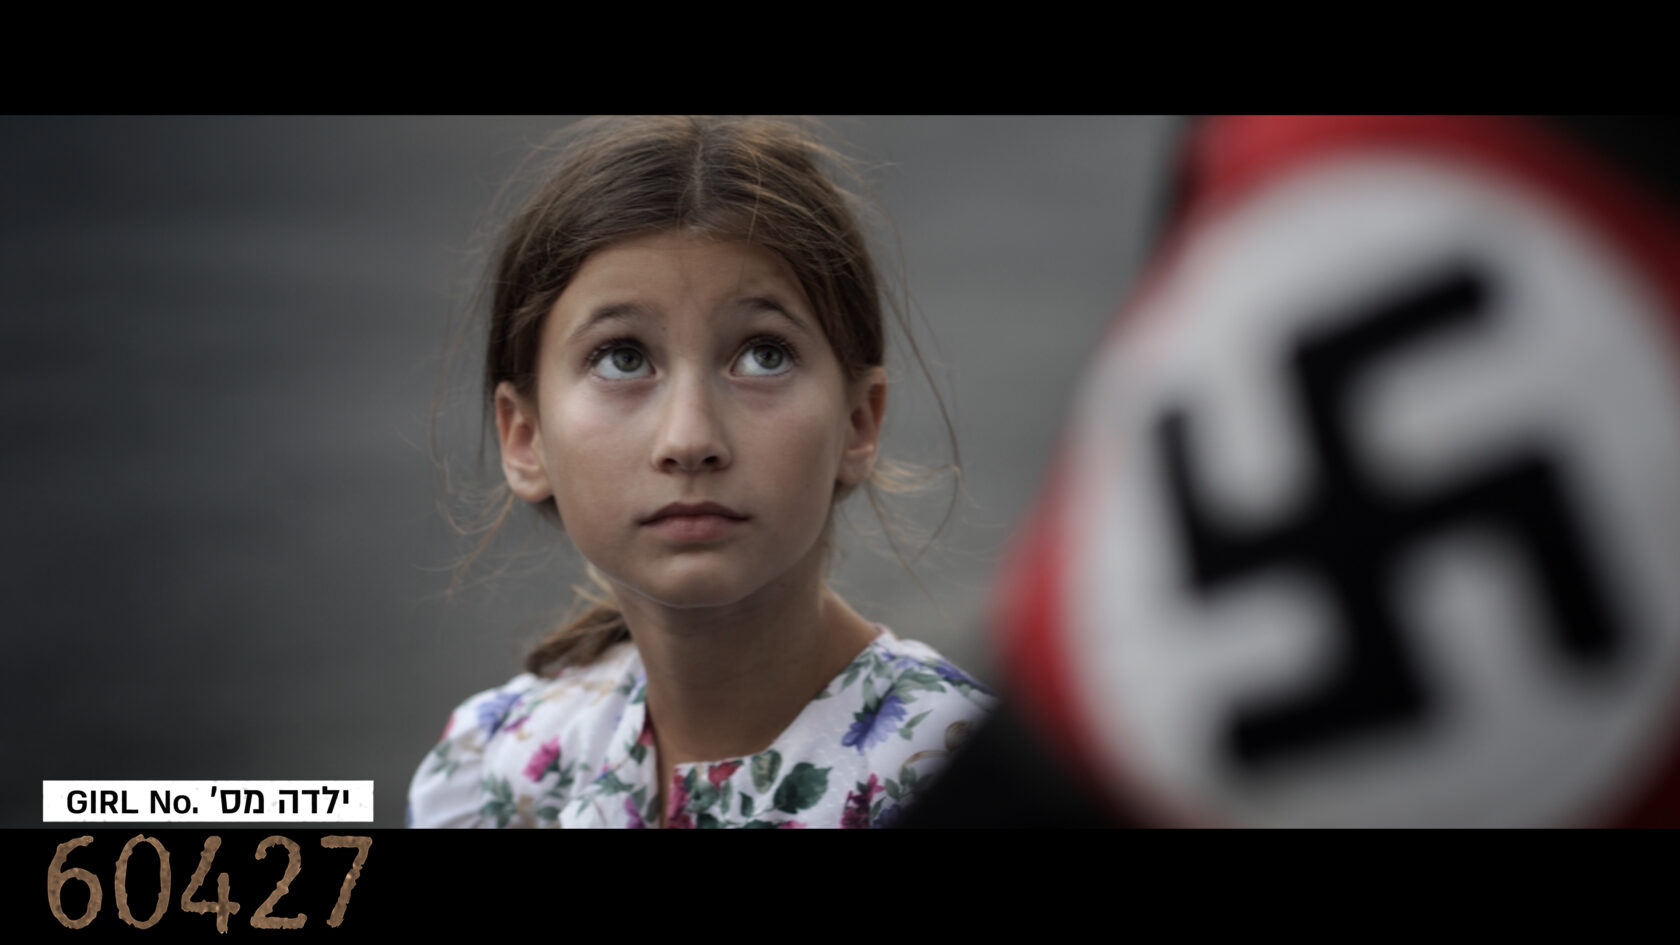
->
xmin=407 ymin=628 xmax=995 ymax=828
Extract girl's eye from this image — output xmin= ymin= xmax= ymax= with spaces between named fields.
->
xmin=590 ymin=343 xmax=652 ymax=380
xmin=735 ymin=339 xmax=795 ymax=377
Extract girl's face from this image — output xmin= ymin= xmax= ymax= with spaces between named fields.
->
xmin=496 ymin=231 xmax=886 ymax=611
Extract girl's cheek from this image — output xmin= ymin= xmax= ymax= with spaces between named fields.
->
xmin=759 ymin=408 xmax=849 ymax=481
xmin=556 ymin=379 xmax=646 ymax=430
xmin=550 ymin=397 xmax=640 ymax=479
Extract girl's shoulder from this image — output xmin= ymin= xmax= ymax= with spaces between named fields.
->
xmin=758 ymin=626 xmax=997 ymax=827
xmin=406 ymin=643 xmax=644 ymax=827
xmin=850 ymin=626 xmax=997 ymax=711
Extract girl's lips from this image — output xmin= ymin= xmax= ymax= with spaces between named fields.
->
xmin=644 ymin=513 xmax=745 ymax=543
xmin=641 ymin=501 xmax=747 ymax=523
xmin=641 ymin=502 xmax=749 ymax=543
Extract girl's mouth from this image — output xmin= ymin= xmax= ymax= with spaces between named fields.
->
xmin=641 ymin=502 xmax=749 ymax=543
xmin=642 ymin=501 xmax=748 ymax=523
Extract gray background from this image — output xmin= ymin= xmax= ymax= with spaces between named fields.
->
xmin=1 ymin=116 xmax=1182 ymax=826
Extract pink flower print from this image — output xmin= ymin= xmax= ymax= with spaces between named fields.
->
xmin=523 ymin=736 xmax=561 ymax=782
xmin=666 ymin=772 xmax=694 ymax=829
xmin=707 ymin=760 xmax=743 ymax=789
xmin=625 ymin=796 xmax=646 ymax=829
xmin=776 ymin=821 xmax=807 ymax=829
xmin=638 ymin=714 xmax=657 ymax=747
xmin=841 ymin=773 xmax=885 ymax=829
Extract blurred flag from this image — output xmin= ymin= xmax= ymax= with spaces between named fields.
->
xmin=904 ymin=116 xmax=1680 ymax=827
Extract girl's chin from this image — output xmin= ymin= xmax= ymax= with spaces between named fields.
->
xmin=612 ymin=568 xmax=770 ymax=613
xmin=629 ymin=570 xmax=825 ymax=616
xmin=597 ymin=540 xmax=826 ymax=614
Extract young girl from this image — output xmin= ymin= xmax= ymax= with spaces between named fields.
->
xmin=407 ymin=116 xmax=995 ymax=828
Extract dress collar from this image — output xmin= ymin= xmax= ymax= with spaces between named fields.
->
xmin=564 ymin=626 xmax=900 ymax=828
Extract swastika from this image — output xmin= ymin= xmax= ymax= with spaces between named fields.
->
xmin=1155 ymin=264 xmax=1625 ymax=774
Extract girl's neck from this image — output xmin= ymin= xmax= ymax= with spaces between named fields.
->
xmin=611 ymin=550 xmax=880 ymax=822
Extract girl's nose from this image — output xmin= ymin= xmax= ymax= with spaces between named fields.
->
xmin=652 ymin=374 xmax=733 ymax=473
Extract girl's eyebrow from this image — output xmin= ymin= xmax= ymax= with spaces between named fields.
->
xmin=564 ymin=301 xmax=648 ymax=345
xmin=739 ymin=295 xmax=815 ymax=334
xmin=564 ymin=294 xmax=813 ymax=345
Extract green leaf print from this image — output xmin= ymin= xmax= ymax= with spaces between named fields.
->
xmin=429 ymin=742 xmax=461 ymax=778
xmin=537 ymin=805 xmax=560 ymax=822
xmin=741 ymin=820 xmax=780 ymax=829
xmin=696 ymin=812 xmax=721 ymax=829
xmin=597 ymin=770 xmax=631 ymax=795
xmin=740 ymin=794 xmax=754 ymax=818
xmin=885 ymin=778 xmax=901 ymax=801
xmin=902 ymin=767 xmax=921 ymax=793
xmin=628 ymin=741 xmax=648 ymax=765
xmin=839 ymin=655 xmax=868 ymax=692
xmin=899 ymin=710 xmax=933 ymax=741
xmin=894 ymin=670 xmax=946 ymax=696
xmin=481 ymin=798 xmax=515 ymax=829
xmin=692 ymin=780 xmax=720 ymax=813
xmin=479 ymin=776 xmax=519 ymax=827
xmin=751 ymin=750 xmax=782 ymax=792
xmin=875 ymin=651 xmax=897 ymax=678
xmin=773 ymin=763 xmax=830 ymax=814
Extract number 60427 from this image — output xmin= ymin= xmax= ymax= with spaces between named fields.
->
xmin=47 ymin=834 xmax=371 ymax=931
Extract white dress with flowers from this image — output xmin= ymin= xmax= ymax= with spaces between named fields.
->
xmin=407 ymin=627 xmax=995 ymax=828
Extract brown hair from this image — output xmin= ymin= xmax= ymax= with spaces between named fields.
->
xmin=451 ymin=116 xmax=951 ymax=675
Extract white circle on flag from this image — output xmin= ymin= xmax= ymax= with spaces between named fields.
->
xmin=1062 ymin=153 xmax=1680 ymax=826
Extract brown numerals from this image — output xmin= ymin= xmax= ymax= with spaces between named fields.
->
xmin=46 ymin=836 xmax=101 ymax=929
xmin=47 ymin=834 xmax=372 ymax=931
xmin=250 ymin=836 xmax=305 ymax=929
xmin=114 ymin=834 xmax=170 ymax=929
xmin=318 ymin=836 xmax=372 ymax=929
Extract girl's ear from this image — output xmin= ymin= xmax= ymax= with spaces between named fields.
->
xmin=838 ymin=367 xmax=888 ymax=487
xmin=495 ymin=381 xmax=554 ymax=503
